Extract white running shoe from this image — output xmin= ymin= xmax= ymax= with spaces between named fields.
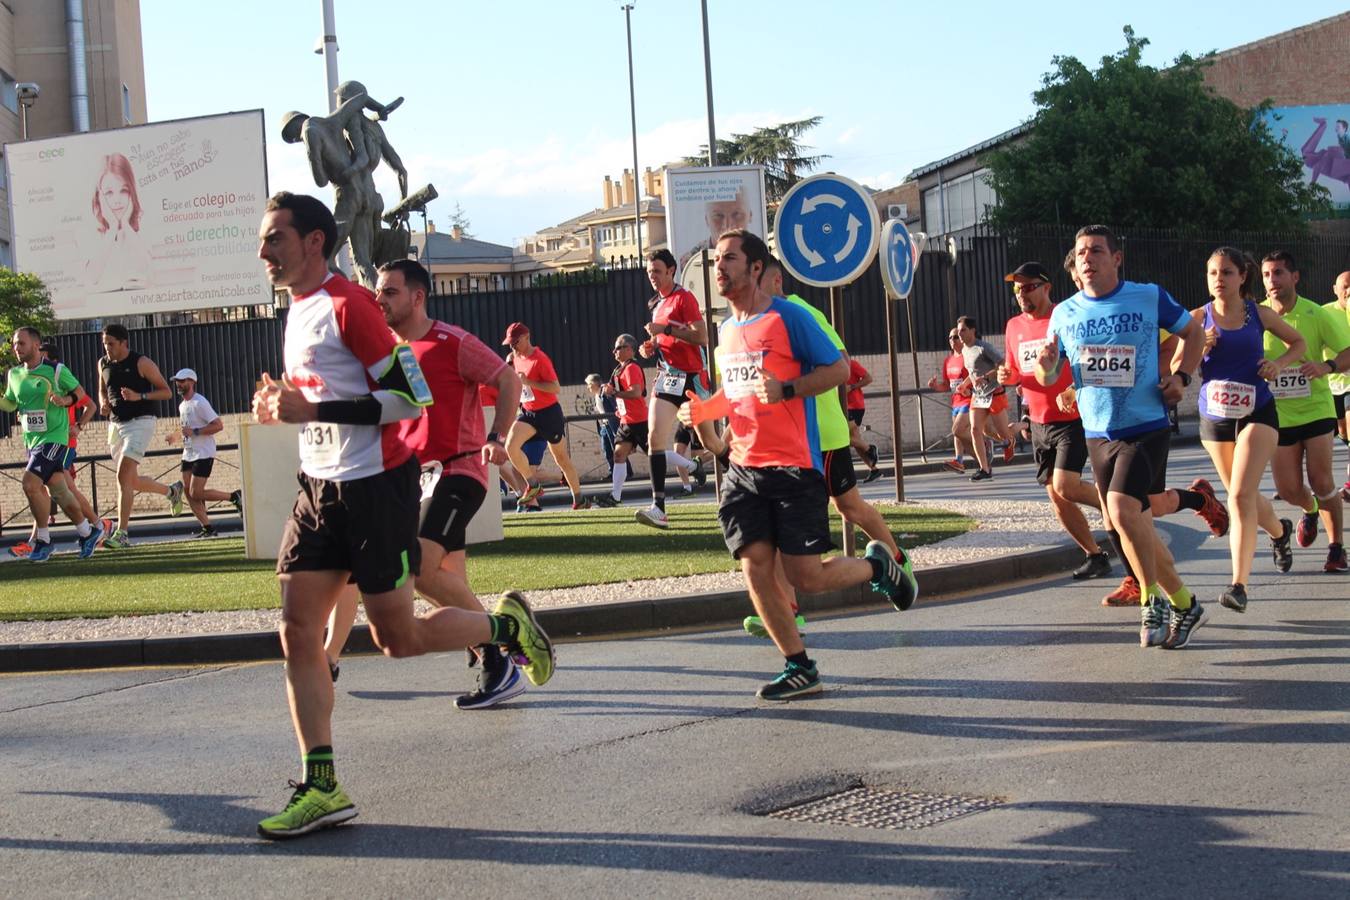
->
xmin=635 ymin=504 xmax=669 ymax=529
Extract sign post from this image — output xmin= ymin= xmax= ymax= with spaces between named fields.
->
xmin=879 ymin=219 xmax=925 ymax=502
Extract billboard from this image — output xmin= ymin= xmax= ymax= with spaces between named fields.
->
xmin=664 ymin=165 xmax=766 ymax=308
xmin=1260 ymin=104 xmax=1350 ymax=214
xmin=4 ymin=109 xmax=270 ymax=320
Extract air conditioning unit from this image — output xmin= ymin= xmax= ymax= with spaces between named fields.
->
xmin=887 ymin=203 xmax=908 ymax=220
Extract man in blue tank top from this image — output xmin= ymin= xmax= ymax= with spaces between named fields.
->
xmin=1037 ymin=225 xmax=1208 ymax=650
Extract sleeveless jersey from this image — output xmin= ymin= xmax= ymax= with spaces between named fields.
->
xmin=99 ymin=350 xmax=155 ymax=421
xmin=1198 ymin=301 xmax=1273 ymax=421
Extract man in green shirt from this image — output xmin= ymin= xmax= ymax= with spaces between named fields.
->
xmin=1322 ymin=270 xmax=1350 ymax=500
xmin=1 ymin=327 xmax=103 ymax=561
xmin=1261 ymin=252 xmax=1350 ymax=572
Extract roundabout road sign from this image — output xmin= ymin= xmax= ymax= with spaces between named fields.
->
xmin=775 ymin=173 xmax=879 ymax=288
xmin=880 ymin=218 xmax=918 ymax=299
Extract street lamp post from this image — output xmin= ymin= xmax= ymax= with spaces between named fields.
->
xmin=621 ymin=3 xmax=642 ymax=263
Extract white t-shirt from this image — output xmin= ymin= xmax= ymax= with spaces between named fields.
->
xmin=179 ymin=393 xmax=220 ymax=462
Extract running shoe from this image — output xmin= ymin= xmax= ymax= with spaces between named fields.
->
xmin=743 ymin=614 xmax=807 ymax=639
xmin=593 ymin=494 xmax=621 ymax=508
xmin=7 ymin=541 xmax=33 ymax=559
xmin=863 ymin=467 xmax=883 ymax=484
xmin=98 ymin=518 xmax=115 ymax=546
xmin=104 ymin=529 xmax=133 ymax=550
xmin=1342 ymin=482 xmax=1350 ymax=503
xmin=167 ymin=481 xmax=185 ymax=517
xmin=1271 ymin=518 xmax=1294 ymax=573
xmin=230 ymin=490 xmax=244 ymax=515
xmin=692 ymin=458 xmax=708 ymax=488
xmin=1325 ymin=543 xmax=1348 ymax=573
xmin=635 ymin=504 xmax=669 ymax=529
xmin=1219 ymin=583 xmax=1248 ymax=613
xmin=866 ymin=540 xmax=919 ymax=611
xmin=329 ymin=660 xmax=340 ymax=683
xmin=1189 ymin=478 xmax=1229 ymax=537
xmin=521 ymin=483 xmax=544 ymax=504
xmin=1139 ymin=597 xmax=1168 ymax=648
xmin=1002 ymin=441 xmax=1015 ymax=463
xmin=571 ymin=498 xmax=593 ymax=510
xmin=1296 ymin=510 xmax=1319 ymax=548
xmin=26 ymin=539 xmax=55 ymax=562
xmin=865 ymin=444 xmax=879 ymax=468
xmin=756 ymin=660 xmax=822 ymax=701
xmin=679 ymin=484 xmax=695 ymax=496
xmin=1102 ymin=575 xmax=1141 ymax=607
xmin=257 ymin=780 xmax=357 ymax=840
xmin=1072 ymin=551 xmax=1112 ymax=581
xmin=194 ymin=526 xmax=219 ymax=539
xmin=1161 ymin=599 xmax=1207 ymax=650
xmin=492 ymin=591 xmax=555 ymax=686
xmin=943 ymin=458 xmax=965 ymax=475
xmin=524 ymin=502 xmax=543 ymax=513
xmin=455 ymin=654 xmax=526 ymax=710
xmin=78 ymin=522 xmax=104 ymax=559
xmin=970 ymin=469 xmax=993 ymax=482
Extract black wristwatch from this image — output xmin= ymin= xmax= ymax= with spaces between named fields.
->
xmin=781 ymin=381 xmax=796 ymax=400
xmin=486 ymin=431 xmax=502 ymax=444
xmin=141 ymin=392 xmax=148 ymax=401
xmin=663 ymin=323 xmax=674 ymax=337
xmin=1173 ymin=371 xmax=1192 ymax=388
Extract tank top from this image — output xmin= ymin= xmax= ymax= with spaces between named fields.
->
xmin=99 ymin=350 xmax=155 ymax=422
xmin=1198 ymin=300 xmax=1274 ymax=421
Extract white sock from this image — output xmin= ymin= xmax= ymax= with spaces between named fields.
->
xmin=611 ymin=464 xmax=625 ymax=500
xmin=76 ymin=520 xmax=91 ymax=537
xmin=665 ymin=450 xmax=694 ymax=473
xmin=35 ymin=527 xmax=51 ymax=543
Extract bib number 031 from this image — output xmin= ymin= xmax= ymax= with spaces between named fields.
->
xmin=300 ymin=422 xmax=341 ymax=467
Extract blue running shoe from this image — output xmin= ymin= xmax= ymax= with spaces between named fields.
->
xmin=78 ymin=522 xmax=104 ymax=559
xmin=27 ymin=539 xmax=55 ymax=562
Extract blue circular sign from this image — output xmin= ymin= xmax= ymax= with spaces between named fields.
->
xmin=775 ymin=174 xmax=879 ymax=288
xmin=880 ymin=219 xmax=916 ymax=299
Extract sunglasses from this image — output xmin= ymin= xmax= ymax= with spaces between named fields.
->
xmin=1012 ymin=281 xmax=1045 ymax=294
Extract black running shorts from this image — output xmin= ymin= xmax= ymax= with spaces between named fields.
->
xmin=1031 ymin=419 xmax=1089 ymax=487
xmin=180 ymin=457 xmax=216 ymax=478
xmin=277 ymin=454 xmax=422 ymax=594
xmin=1087 ymin=428 xmax=1171 ymax=511
xmin=718 ymin=463 xmax=831 ymax=559
xmin=615 ymin=421 xmax=649 ymax=452
xmin=653 ymin=370 xmax=703 ymax=407
xmin=847 ymin=408 xmax=865 ymax=426
xmin=1277 ymin=416 xmax=1336 ymax=447
xmin=1198 ymin=401 xmax=1279 ymax=444
xmin=419 ymin=473 xmax=487 ymax=553
xmin=821 ymin=447 xmax=858 ymax=498
xmin=517 ymin=402 xmax=567 ymax=444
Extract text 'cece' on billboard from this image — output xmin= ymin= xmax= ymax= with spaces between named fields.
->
xmin=4 ymin=109 xmax=271 ymax=320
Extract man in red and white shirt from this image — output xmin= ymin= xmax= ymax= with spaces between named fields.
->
xmin=595 ymin=332 xmax=648 ymax=507
xmin=997 ymin=261 xmax=1112 ymax=582
xmin=502 ymin=322 xmax=588 ymax=509
xmin=251 ymin=193 xmax=553 ymax=840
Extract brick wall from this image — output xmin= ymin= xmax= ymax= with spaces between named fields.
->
xmin=1202 ymin=13 xmax=1350 ymax=108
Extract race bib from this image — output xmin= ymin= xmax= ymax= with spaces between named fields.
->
xmin=20 ymin=409 xmax=47 ymax=433
xmin=656 ymin=369 xmax=686 ymax=396
xmin=971 ymin=393 xmax=993 ymax=410
xmin=1079 ymin=344 xmax=1136 ymax=388
xmin=721 ymin=351 xmax=763 ymax=400
xmin=1018 ymin=339 xmax=1047 ymax=372
xmin=419 ymin=460 xmax=443 ymax=503
xmin=299 ymin=422 xmax=342 ymax=468
xmin=1269 ymin=368 xmax=1310 ymax=399
xmin=948 ymin=379 xmax=962 ymax=392
xmin=1205 ymin=380 xmax=1256 ymax=419
xmin=520 ymin=383 xmax=535 ymax=403
xmin=183 ymin=431 xmax=194 ymax=450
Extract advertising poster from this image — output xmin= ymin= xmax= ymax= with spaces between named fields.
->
xmin=4 ymin=109 xmax=271 ymax=319
xmin=664 ymin=165 xmax=766 ymax=307
xmin=1260 ymin=104 xmax=1350 ymax=214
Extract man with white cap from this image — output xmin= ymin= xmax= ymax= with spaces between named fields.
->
xmin=166 ymin=367 xmax=241 ymax=537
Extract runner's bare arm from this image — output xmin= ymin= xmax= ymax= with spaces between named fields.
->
xmin=1255 ymin=305 xmax=1307 ymax=377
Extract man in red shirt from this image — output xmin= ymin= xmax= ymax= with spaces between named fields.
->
xmin=927 ymin=331 xmax=980 ymax=474
xmin=844 ymin=357 xmax=881 ymax=481
xmin=997 ymin=261 xmax=1112 ymax=581
xmin=251 ymin=193 xmax=553 ymax=839
xmin=637 ymin=248 xmax=708 ymax=529
xmin=502 ymin=322 xmax=589 ymax=509
xmin=594 ymin=332 xmax=649 ymax=507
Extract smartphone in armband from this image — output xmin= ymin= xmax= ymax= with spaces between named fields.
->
xmin=392 ymin=343 xmax=434 ymax=406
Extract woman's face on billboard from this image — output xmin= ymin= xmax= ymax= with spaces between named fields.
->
xmin=98 ymin=171 xmax=132 ymax=222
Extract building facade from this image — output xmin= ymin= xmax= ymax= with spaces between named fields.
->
xmin=521 ymin=167 xmax=668 ymax=272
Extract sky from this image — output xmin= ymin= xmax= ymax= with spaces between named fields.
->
xmin=141 ymin=1 xmax=1349 ymax=248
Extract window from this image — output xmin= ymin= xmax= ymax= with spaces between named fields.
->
xmin=122 ymin=84 xmax=131 ymax=123
xmin=0 ymin=239 xmax=11 ymax=268
xmin=0 ymin=71 xmax=17 ymax=115
xmin=922 ymin=168 xmax=996 ymax=235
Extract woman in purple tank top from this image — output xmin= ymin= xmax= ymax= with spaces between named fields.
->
xmin=1182 ymin=247 xmax=1306 ymax=612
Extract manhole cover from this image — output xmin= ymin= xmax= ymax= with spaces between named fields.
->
xmin=766 ymin=786 xmax=1004 ymax=831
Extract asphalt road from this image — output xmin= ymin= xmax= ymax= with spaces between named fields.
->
xmin=3 ymin=444 xmax=1347 ymax=898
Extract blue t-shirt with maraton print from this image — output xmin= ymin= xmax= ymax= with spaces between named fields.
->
xmin=1047 ymin=280 xmax=1189 ymax=440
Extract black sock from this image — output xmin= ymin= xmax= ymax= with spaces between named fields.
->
xmin=786 ymin=650 xmax=812 ymax=669
xmin=488 ymin=614 xmax=518 ymax=645
xmin=304 ymin=746 xmax=336 ymax=791
xmin=1108 ymin=530 xmax=1136 ymax=582
xmin=650 ymin=452 xmax=666 ymax=508
xmin=1173 ymin=489 xmax=1204 ymax=512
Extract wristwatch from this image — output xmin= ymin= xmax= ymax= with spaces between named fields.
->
xmin=1173 ymin=371 xmax=1192 ymax=388
xmin=781 ymin=381 xmax=797 ymax=400
xmin=141 ymin=392 xmax=148 ymax=401
xmin=663 ymin=323 xmax=673 ymax=337
xmin=486 ymin=431 xmax=502 ymax=444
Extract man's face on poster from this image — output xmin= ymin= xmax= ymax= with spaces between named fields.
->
xmin=705 ymin=193 xmax=752 ymax=243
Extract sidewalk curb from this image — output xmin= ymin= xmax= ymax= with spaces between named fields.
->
xmin=0 ymin=540 xmax=1097 ymax=673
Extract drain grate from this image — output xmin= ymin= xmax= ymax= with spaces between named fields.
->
xmin=766 ymin=786 xmax=1004 ymax=831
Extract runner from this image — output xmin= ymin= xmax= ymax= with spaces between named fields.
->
xmin=594 ymin=333 xmax=649 ymax=508
xmin=954 ymin=316 xmax=1016 ymax=481
xmin=1322 ymin=269 xmax=1350 ymax=499
xmin=678 ymin=230 xmax=915 ymax=700
xmin=165 ymin=368 xmax=241 ymax=538
xmin=671 ymin=422 xmax=711 ymax=495
xmin=97 ymin=323 xmax=184 ymax=548
xmin=927 ymin=330 xmax=978 ymax=473
xmin=845 ymin=357 xmax=882 ymax=482
xmin=251 ymin=192 xmax=553 ymax=839
xmin=501 ymin=322 xmax=591 ymax=510
xmin=1038 ymin=224 xmax=1207 ymax=649
xmin=1188 ymin=247 xmax=1307 ymax=611
xmin=1260 ymin=250 xmax=1350 ymax=572
xmin=637 ymin=248 xmax=709 ymax=529
xmin=1 ymin=327 xmax=102 ymax=561
xmin=997 ymin=261 xmax=1112 ymax=580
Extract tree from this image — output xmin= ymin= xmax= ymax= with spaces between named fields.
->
xmin=984 ymin=28 xmax=1329 ymax=233
xmin=449 ymin=202 xmax=474 ymax=239
xmin=0 ymin=268 xmax=56 ymax=367
xmin=683 ymin=116 xmax=828 ymax=203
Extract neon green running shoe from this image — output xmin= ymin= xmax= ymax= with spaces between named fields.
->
xmin=257 ymin=780 xmax=357 ymax=840
xmin=493 ymin=590 xmax=555 ymax=686
xmin=742 ymin=614 xmax=807 ymax=639
xmin=103 ymin=529 xmax=133 ymax=550
xmin=167 ymin=481 xmax=185 ymax=517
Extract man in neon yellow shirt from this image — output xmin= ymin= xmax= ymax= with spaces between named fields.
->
xmin=1322 ymin=270 xmax=1350 ymax=500
xmin=1261 ymin=252 xmax=1350 ymax=572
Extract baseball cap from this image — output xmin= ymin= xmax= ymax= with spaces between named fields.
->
xmin=172 ymin=368 xmax=198 ymax=382
xmin=501 ymin=322 xmax=529 ymax=346
xmin=1004 ymin=262 xmax=1052 ymax=283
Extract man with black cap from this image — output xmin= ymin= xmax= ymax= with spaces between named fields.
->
xmin=165 ymin=367 xmax=240 ymax=537
xmin=997 ymin=261 xmax=1112 ymax=580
